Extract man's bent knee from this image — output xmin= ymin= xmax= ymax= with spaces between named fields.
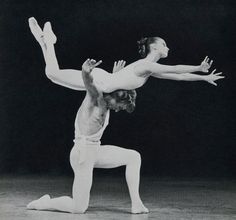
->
xmin=71 ymin=203 xmax=88 ymax=214
xmin=129 ymin=150 xmax=141 ymax=164
xmin=71 ymin=194 xmax=90 ymax=214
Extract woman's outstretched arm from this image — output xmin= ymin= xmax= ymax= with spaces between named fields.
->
xmin=136 ymin=57 xmax=213 ymax=77
xmin=156 ymin=69 xmax=224 ymax=86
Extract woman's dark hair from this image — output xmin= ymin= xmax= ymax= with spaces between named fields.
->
xmin=137 ymin=37 xmax=161 ymax=58
xmin=110 ymin=90 xmax=137 ymax=113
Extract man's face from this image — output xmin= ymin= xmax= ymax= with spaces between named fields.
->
xmin=107 ymin=98 xmax=127 ymax=112
xmin=105 ymin=90 xmax=136 ymax=113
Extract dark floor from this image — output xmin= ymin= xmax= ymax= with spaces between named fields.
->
xmin=0 ymin=175 xmax=236 ymax=220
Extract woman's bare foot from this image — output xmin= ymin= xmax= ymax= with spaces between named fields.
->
xmin=131 ymin=202 xmax=149 ymax=214
xmin=43 ymin=22 xmax=57 ymax=45
xmin=27 ymin=194 xmax=51 ymax=210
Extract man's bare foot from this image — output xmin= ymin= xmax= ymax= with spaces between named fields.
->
xmin=43 ymin=22 xmax=57 ymax=45
xmin=28 ymin=17 xmax=45 ymax=46
xmin=27 ymin=194 xmax=50 ymax=210
xmin=131 ymin=203 xmax=149 ymax=214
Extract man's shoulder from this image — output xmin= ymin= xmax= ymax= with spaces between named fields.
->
xmin=82 ymin=93 xmax=106 ymax=108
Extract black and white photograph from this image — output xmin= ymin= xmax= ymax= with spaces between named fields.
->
xmin=0 ymin=0 xmax=235 ymax=219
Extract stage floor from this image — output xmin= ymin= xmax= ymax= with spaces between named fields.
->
xmin=0 ymin=175 xmax=236 ymax=220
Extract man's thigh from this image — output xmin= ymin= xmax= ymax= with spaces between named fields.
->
xmin=94 ymin=145 xmax=135 ymax=169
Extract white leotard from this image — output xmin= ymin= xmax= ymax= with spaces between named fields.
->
xmin=92 ymin=60 xmax=148 ymax=93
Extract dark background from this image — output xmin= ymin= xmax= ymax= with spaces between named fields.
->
xmin=0 ymin=0 xmax=235 ymax=177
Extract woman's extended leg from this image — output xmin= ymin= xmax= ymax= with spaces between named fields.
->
xmin=28 ymin=17 xmax=150 ymax=92
xmin=95 ymin=145 xmax=149 ymax=214
xmin=29 ymin=17 xmax=86 ymax=90
xmin=28 ymin=18 xmax=47 ymax=58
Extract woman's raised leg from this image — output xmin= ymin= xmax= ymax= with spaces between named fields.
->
xmin=95 ymin=145 xmax=149 ymax=214
xmin=28 ymin=17 xmax=86 ymax=90
xmin=28 ymin=17 xmax=47 ymax=58
xmin=28 ymin=17 xmax=150 ymax=92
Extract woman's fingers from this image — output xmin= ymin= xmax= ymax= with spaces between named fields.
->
xmin=209 ymin=80 xmax=217 ymax=86
xmin=211 ymin=69 xmax=216 ymax=74
xmin=211 ymin=75 xmax=225 ymax=83
xmin=118 ymin=60 xmax=125 ymax=66
xmin=216 ymin=76 xmax=225 ymax=79
xmin=212 ymin=82 xmax=217 ymax=86
xmin=119 ymin=60 xmax=125 ymax=67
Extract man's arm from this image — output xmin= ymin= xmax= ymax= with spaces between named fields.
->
xmin=82 ymin=59 xmax=103 ymax=99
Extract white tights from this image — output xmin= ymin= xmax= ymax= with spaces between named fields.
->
xmin=27 ymin=145 xmax=147 ymax=213
xmin=29 ymin=19 xmax=146 ymax=93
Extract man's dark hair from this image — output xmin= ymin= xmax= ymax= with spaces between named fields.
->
xmin=110 ymin=90 xmax=137 ymax=113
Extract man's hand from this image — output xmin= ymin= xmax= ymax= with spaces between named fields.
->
xmin=82 ymin=59 xmax=102 ymax=73
xmin=204 ymin=69 xmax=225 ymax=86
xmin=199 ymin=56 xmax=213 ymax=73
xmin=112 ymin=60 xmax=126 ymax=73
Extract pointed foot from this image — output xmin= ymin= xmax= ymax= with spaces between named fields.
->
xmin=27 ymin=194 xmax=50 ymax=210
xmin=43 ymin=22 xmax=57 ymax=44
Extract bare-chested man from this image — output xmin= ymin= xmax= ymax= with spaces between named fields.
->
xmin=27 ymin=58 xmax=148 ymax=214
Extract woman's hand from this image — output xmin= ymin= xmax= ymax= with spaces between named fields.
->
xmin=82 ymin=59 xmax=102 ymax=73
xmin=199 ymin=56 xmax=213 ymax=73
xmin=112 ymin=60 xmax=126 ymax=73
xmin=204 ymin=69 xmax=225 ymax=86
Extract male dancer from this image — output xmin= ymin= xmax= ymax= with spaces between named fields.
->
xmin=27 ymin=58 xmax=148 ymax=214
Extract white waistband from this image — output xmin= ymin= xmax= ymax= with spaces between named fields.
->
xmin=73 ymin=137 xmax=101 ymax=147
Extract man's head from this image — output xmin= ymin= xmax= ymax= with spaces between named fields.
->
xmin=104 ymin=90 xmax=137 ymax=113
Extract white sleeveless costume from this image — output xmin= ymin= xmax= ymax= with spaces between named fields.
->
xmin=33 ymin=21 xmax=148 ymax=93
xmin=91 ymin=60 xmax=148 ymax=93
xmin=70 ymin=110 xmax=110 ymax=165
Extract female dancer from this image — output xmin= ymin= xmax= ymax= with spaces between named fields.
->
xmin=27 ymin=58 xmax=147 ymax=214
xmin=28 ymin=17 xmax=224 ymax=93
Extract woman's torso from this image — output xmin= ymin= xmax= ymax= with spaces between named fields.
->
xmin=92 ymin=59 xmax=150 ymax=92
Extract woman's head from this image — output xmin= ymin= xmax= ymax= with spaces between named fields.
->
xmin=104 ymin=90 xmax=137 ymax=113
xmin=137 ymin=37 xmax=169 ymax=59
